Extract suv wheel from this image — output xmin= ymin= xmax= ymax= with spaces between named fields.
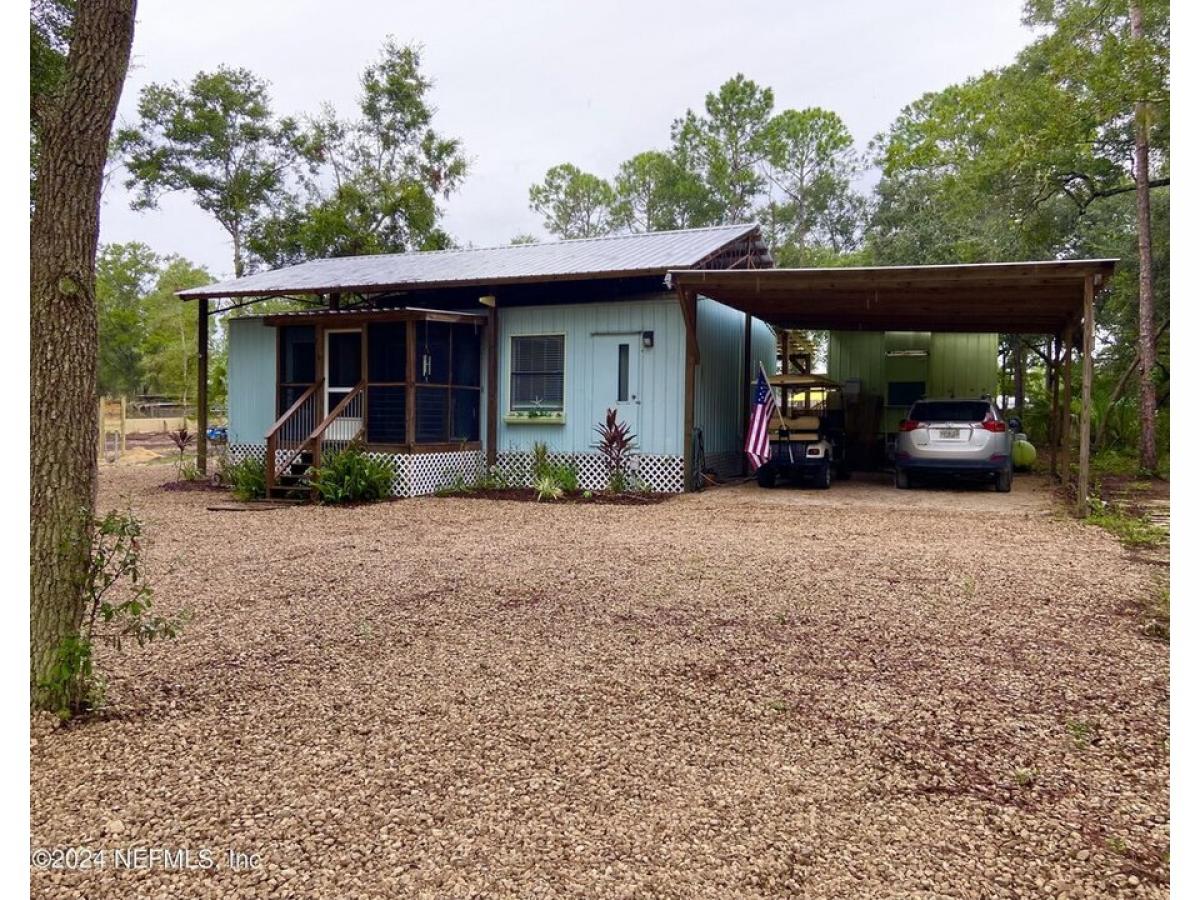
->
xmin=756 ymin=463 xmax=777 ymax=489
xmin=895 ymin=468 xmax=910 ymax=490
xmin=995 ymin=460 xmax=1013 ymax=493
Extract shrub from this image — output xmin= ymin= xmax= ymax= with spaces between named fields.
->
xmin=226 ymin=456 xmax=267 ymax=501
xmin=548 ymin=462 xmax=578 ymax=492
xmin=531 ymin=441 xmax=552 ymax=480
xmin=39 ymin=511 xmax=185 ymax=719
xmin=534 ymin=474 xmax=564 ymax=502
xmin=305 ymin=445 xmax=395 ymax=503
xmin=594 ymin=408 xmax=636 ymax=492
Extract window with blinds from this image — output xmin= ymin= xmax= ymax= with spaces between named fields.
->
xmin=510 ymin=335 xmax=565 ymax=411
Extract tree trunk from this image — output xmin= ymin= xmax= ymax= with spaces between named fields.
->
xmin=30 ymin=0 xmax=138 ymax=707
xmin=1130 ymin=0 xmax=1157 ymax=471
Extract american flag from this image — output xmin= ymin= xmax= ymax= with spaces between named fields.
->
xmin=745 ymin=364 xmax=777 ymax=471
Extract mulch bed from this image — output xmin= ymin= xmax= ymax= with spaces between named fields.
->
xmin=440 ymin=486 xmax=671 ymax=505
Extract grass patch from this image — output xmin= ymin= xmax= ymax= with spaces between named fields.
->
xmin=1087 ymin=508 xmax=1167 ymax=547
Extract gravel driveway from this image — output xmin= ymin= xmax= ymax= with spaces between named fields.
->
xmin=31 ymin=467 xmax=1169 ymax=898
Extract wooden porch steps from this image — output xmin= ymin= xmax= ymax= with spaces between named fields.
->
xmin=267 ymin=451 xmax=314 ymax=501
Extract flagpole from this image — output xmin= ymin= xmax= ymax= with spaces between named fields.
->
xmin=759 ymin=361 xmax=793 ymax=465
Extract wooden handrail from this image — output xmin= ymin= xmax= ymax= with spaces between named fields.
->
xmin=314 ymin=381 xmax=366 ymax=435
xmin=266 ymin=379 xmax=323 ymax=440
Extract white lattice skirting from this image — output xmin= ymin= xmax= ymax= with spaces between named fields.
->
xmin=225 ymin=444 xmax=683 ymax=495
xmin=225 ymin=443 xmax=485 ymax=498
xmin=496 ymin=451 xmax=684 ymax=493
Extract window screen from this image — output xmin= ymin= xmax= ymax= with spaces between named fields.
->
xmin=281 ymin=326 xmax=315 ymax=385
xmin=415 ymin=321 xmax=450 ymax=384
xmin=367 ymin=322 xmax=406 ymax=383
xmin=511 ymin=335 xmax=565 ymax=411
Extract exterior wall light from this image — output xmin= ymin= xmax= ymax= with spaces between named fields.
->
xmin=642 ymin=330 xmax=654 ymax=349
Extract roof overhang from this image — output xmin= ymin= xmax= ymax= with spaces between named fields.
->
xmin=670 ymin=259 xmax=1117 ymax=335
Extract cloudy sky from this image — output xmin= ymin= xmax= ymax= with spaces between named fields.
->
xmin=99 ymin=0 xmax=1034 ymax=279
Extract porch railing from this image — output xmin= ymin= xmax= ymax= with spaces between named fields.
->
xmin=309 ymin=382 xmax=367 ymax=468
xmin=265 ymin=380 xmax=323 ymax=494
xmin=264 ymin=381 xmax=368 ymax=494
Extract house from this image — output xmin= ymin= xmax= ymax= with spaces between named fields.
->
xmin=182 ymin=224 xmax=778 ymax=496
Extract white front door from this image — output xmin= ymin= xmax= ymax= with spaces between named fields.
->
xmin=590 ymin=334 xmax=641 ymax=443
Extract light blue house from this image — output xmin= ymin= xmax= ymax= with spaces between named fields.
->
xmin=183 ymin=225 xmax=776 ymax=496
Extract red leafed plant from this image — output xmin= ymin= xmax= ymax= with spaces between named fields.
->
xmin=594 ymin=408 xmax=636 ymax=492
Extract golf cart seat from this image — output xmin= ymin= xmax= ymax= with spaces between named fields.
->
xmin=780 ymin=414 xmax=821 ymax=442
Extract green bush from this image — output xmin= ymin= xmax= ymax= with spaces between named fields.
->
xmin=305 ymin=446 xmax=395 ymax=503
xmin=225 ymin=456 xmax=267 ymax=501
xmin=534 ymin=474 xmax=564 ymax=502
xmin=38 ymin=510 xmax=185 ymax=719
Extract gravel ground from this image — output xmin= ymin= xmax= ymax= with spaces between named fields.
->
xmin=31 ymin=466 xmax=1169 ymax=898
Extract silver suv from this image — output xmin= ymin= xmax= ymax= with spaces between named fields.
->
xmin=894 ymin=398 xmax=1015 ymax=492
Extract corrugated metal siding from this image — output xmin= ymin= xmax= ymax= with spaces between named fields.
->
xmin=929 ymin=332 xmax=999 ymax=399
xmin=828 ymin=330 xmax=998 ymax=433
xmin=751 ymin=318 xmax=777 ymax=376
xmin=182 ymin=224 xmax=760 ymax=298
xmin=227 ymin=318 xmax=277 ymax=443
xmin=692 ymin=300 xmax=775 ymax=456
xmin=496 ymin=295 xmax=686 ymax=455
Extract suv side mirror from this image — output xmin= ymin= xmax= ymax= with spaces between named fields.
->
xmin=1007 ymin=417 xmax=1021 ymax=432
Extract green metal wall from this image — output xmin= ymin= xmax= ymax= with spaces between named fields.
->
xmin=828 ymin=331 xmax=998 ymax=433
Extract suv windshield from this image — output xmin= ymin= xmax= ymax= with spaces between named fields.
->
xmin=909 ymin=400 xmax=990 ymax=423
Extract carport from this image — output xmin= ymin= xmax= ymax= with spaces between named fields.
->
xmin=671 ymin=259 xmax=1117 ymax=514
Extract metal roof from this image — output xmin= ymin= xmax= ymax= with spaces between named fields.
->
xmin=179 ymin=224 xmax=764 ymax=300
xmin=670 ymin=259 xmax=1118 ymax=335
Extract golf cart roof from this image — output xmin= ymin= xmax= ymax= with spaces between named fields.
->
xmin=766 ymin=373 xmax=842 ymax=389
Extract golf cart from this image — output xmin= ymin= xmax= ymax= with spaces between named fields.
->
xmin=755 ymin=373 xmax=848 ymax=489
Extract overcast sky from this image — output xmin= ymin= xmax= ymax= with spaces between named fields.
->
xmin=99 ymin=0 xmax=1034 ymax=279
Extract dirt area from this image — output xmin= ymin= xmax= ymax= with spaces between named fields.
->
xmin=31 ymin=467 xmax=1168 ymax=898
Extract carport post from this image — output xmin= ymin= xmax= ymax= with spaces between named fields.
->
xmin=196 ymin=297 xmax=209 ymax=475
xmin=741 ymin=312 xmax=752 ymax=476
xmin=1075 ymin=277 xmax=1096 ymax=517
xmin=677 ymin=287 xmax=700 ymax=492
xmin=1048 ymin=335 xmax=1060 ymax=479
xmin=1059 ymin=324 xmax=1074 ymax=480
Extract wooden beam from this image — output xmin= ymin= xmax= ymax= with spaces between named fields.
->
xmin=486 ymin=305 xmax=498 ymax=467
xmin=197 ymin=298 xmax=209 ymax=474
xmin=680 ymin=288 xmax=698 ymax=492
xmin=1076 ymin=277 xmax=1095 ymax=517
xmin=740 ymin=313 xmax=752 ymax=476
xmin=1059 ymin=323 xmax=1074 ymax=481
xmin=1048 ymin=335 xmax=1061 ymax=479
xmin=406 ymin=319 xmax=417 ymax=447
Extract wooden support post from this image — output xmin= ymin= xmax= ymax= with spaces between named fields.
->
xmin=405 ymin=319 xmax=417 ymax=450
xmin=486 ymin=305 xmax=498 ymax=467
xmin=1048 ymin=334 xmax=1061 ymax=479
xmin=678 ymin=288 xmax=699 ymax=492
xmin=119 ymin=396 xmax=127 ymax=454
xmin=740 ymin=312 xmax=752 ymax=476
xmin=1059 ymin=323 xmax=1074 ymax=481
xmin=1076 ymin=277 xmax=1095 ymax=517
xmin=197 ymin=298 xmax=209 ymax=474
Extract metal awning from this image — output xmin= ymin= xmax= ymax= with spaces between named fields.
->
xmin=669 ymin=259 xmax=1117 ymax=335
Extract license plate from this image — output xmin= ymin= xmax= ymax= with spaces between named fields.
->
xmin=938 ymin=428 xmax=961 ymax=438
